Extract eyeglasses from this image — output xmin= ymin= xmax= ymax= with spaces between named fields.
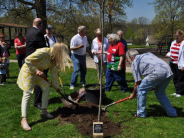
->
xmin=0 ymin=37 xmax=5 ymax=38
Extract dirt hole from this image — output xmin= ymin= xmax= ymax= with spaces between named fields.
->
xmin=53 ymin=102 xmax=122 ymax=137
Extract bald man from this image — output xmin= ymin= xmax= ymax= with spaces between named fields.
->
xmin=26 ymin=18 xmax=46 ymax=56
xmin=117 ymin=30 xmax=127 ymax=52
xmin=25 ymin=18 xmax=47 ymax=109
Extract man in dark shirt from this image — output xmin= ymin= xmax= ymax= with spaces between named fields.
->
xmin=117 ymin=30 xmax=127 ymax=52
xmin=26 ymin=18 xmax=47 ymax=109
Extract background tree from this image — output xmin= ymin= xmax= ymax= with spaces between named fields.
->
xmin=150 ymin=0 xmax=184 ymax=40
xmin=1 ymin=0 xmax=156 ymax=45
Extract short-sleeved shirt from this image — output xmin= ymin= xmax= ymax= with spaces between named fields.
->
xmin=14 ymin=37 xmax=26 ymax=55
xmin=131 ymin=52 xmax=173 ymax=82
xmin=107 ymin=42 xmax=125 ymax=68
xmin=70 ymin=34 xmax=89 ymax=55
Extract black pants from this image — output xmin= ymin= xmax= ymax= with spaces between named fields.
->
xmin=170 ymin=62 xmax=184 ymax=95
xmin=0 ymin=74 xmax=6 ymax=83
xmin=34 ymin=69 xmax=49 ymax=106
xmin=16 ymin=54 xmax=26 ymax=69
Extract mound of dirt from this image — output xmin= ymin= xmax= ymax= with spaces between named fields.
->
xmin=54 ymin=102 xmax=122 ymax=137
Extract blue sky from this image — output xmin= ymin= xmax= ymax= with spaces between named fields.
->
xmin=125 ymin=0 xmax=155 ymax=21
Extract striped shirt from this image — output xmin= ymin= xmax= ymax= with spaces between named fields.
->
xmin=170 ymin=42 xmax=181 ymax=64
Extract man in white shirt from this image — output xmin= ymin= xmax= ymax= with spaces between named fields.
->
xmin=70 ymin=26 xmax=93 ymax=90
xmin=44 ymin=24 xmax=57 ymax=47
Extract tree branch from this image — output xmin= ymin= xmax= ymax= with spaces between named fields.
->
xmin=17 ymin=0 xmax=34 ymax=6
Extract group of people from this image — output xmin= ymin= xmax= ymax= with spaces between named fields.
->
xmin=15 ymin=18 xmax=61 ymax=131
xmin=15 ymin=19 xmax=129 ymax=131
xmin=1 ymin=17 xmax=182 ymax=131
xmin=68 ymin=26 xmax=179 ymax=119
xmin=69 ymin=26 xmax=128 ymax=93
xmin=126 ymin=29 xmax=184 ymax=118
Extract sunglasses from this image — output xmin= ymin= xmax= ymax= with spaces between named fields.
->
xmin=0 ymin=37 xmax=5 ymax=38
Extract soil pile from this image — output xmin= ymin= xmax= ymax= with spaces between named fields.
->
xmin=55 ymin=102 xmax=122 ymax=137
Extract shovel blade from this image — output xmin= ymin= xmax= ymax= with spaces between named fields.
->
xmin=60 ymin=97 xmax=72 ymax=106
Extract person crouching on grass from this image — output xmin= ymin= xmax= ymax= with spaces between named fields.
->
xmin=126 ymin=49 xmax=177 ymax=118
xmin=0 ymin=57 xmax=7 ymax=85
xmin=17 ymin=42 xmax=71 ymax=131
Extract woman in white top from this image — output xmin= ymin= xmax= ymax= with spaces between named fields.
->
xmin=91 ymin=28 xmax=109 ymax=83
xmin=166 ymin=29 xmax=184 ymax=97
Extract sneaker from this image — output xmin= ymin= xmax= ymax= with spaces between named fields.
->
xmin=171 ymin=93 xmax=177 ymax=96
xmin=176 ymin=94 xmax=181 ymax=97
xmin=82 ymin=84 xmax=85 ymax=87
xmin=0 ymin=83 xmax=4 ymax=85
xmin=70 ymin=86 xmax=74 ymax=90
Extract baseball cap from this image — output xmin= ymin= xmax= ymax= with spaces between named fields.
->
xmin=47 ymin=24 xmax=53 ymax=29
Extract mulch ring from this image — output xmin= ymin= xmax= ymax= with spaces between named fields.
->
xmin=52 ymin=102 xmax=122 ymax=137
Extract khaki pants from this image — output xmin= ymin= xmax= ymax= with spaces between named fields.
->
xmin=95 ymin=61 xmax=107 ymax=79
xmin=21 ymin=88 xmax=50 ymax=117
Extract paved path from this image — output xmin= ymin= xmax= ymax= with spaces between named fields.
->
xmin=10 ymin=48 xmax=170 ymax=73
xmin=85 ymin=54 xmax=132 ymax=72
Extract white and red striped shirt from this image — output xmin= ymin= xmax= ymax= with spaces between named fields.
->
xmin=170 ymin=42 xmax=181 ymax=64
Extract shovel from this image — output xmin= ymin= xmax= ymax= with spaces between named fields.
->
xmin=41 ymin=76 xmax=78 ymax=106
xmin=102 ymin=97 xmax=130 ymax=111
xmin=58 ymin=75 xmax=66 ymax=96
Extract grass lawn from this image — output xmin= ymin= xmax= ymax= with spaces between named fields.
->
xmin=0 ymin=63 xmax=184 ymax=138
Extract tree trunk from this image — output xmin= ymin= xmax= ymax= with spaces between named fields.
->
xmin=35 ymin=0 xmax=47 ymax=34
xmin=108 ymin=14 xmax=112 ymax=32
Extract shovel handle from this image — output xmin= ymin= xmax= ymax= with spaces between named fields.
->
xmin=41 ymin=76 xmax=58 ymax=90
xmin=58 ymin=76 xmax=63 ymax=86
xmin=115 ymin=97 xmax=130 ymax=104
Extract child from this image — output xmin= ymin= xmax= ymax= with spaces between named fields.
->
xmin=0 ymin=57 xmax=7 ymax=85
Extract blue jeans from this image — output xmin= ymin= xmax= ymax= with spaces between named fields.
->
xmin=16 ymin=54 xmax=25 ymax=69
xmin=106 ymin=68 xmax=127 ymax=91
xmin=70 ymin=53 xmax=86 ymax=86
xmin=137 ymin=76 xmax=177 ymax=117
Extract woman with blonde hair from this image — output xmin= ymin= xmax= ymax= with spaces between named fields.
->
xmin=91 ymin=28 xmax=109 ymax=83
xmin=17 ymin=42 xmax=71 ymax=131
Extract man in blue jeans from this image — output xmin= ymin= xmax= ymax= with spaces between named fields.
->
xmin=70 ymin=26 xmax=93 ymax=90
xmin=126 ymin=49 xmax=177 ymax=118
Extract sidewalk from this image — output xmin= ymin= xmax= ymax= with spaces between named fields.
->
xmin=86 ymin=55 xmax=132 ymax=73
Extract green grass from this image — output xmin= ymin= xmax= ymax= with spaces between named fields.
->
xmin=9 ymin=48 xmax=17 ymax=60
xmin=0 ymin=63 xmax=184 ymax=138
